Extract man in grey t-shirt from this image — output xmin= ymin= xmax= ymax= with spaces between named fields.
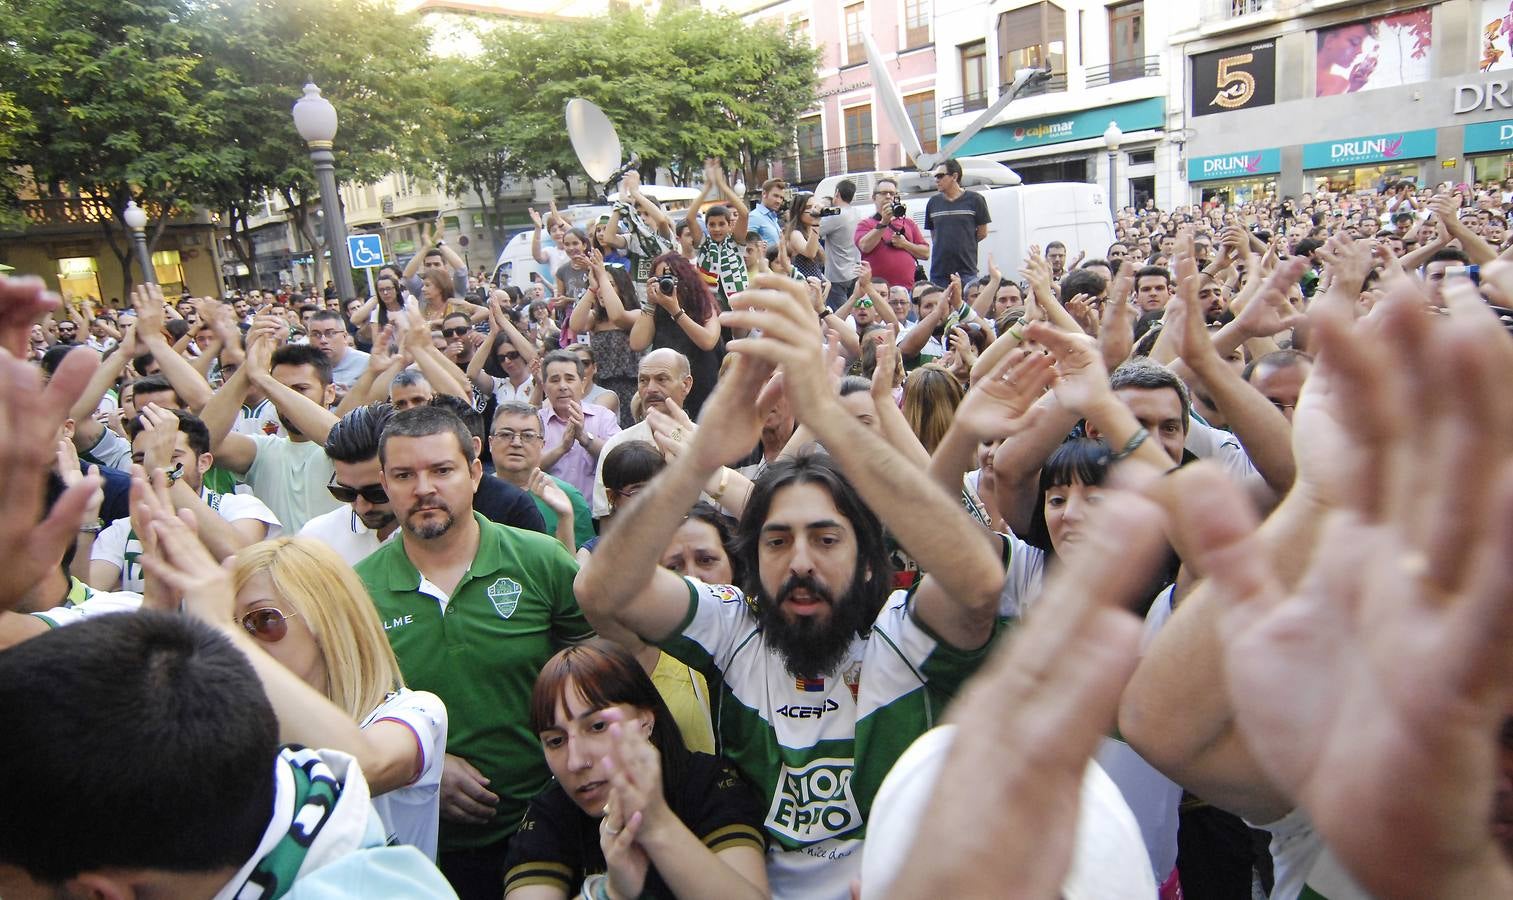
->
xmin=819 ymin=178 xmax=863 ymax=310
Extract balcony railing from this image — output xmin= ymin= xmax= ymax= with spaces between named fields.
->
xmin=1203 ymin=0 xmax=1271 ymax=21
xmin=941 ymin=72 xmax=1069 ymax=118
xmin=17 ymin=197 xmax=207 ymax=231
xmin=769 ymin=143 xmax=881 ymax=185
xmin=940 ymin=92 xmax=989 ymax=117
xmin=1085 ymin=56 xmax=1161 ymax=87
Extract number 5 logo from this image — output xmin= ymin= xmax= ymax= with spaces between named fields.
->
xmin=1213 ymin=53 xmax=1256 ymax=109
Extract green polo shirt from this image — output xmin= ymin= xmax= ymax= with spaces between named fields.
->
xmin=530 ymin=475 xmax=596 ymax=549
xmin=356 ymin=512 xmax=594 ymax=852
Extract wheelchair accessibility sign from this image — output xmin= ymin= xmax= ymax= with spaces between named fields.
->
xmin=347 ymin=234 xmax=386 ymax=268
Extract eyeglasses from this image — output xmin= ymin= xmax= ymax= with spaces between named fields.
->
xmin=856 ymin=298 xmax=874 ymax=308
xmin=238 ymin=607 xmax=299 ymax=643
xmin=490 ymin=429 xmax=542 ymax=444
xmin=500 ymin=351 xmax=522 ymax=362
xmin=442 ymin=326 xmax=471 ymax=338
xmin=932 ymin=172 xmax=949 ymax=180
xmin=327 ymin=481 xmax=389 ymax=504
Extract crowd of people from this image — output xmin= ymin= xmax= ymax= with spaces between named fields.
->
xmin=1 ymin=159 xmax=1511 ymax=900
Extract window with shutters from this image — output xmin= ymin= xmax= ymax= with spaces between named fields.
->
xmin=844 ymin=3 xmax=866 ymax=66
xmin=997 ymin=2 xmax=1066 ymax=91
xmin=904 ymin=92 xmax=937 ymax=155
xmin=903 ymin=0 xmax=929 ymax=48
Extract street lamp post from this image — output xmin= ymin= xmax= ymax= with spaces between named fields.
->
xmin=291 ymin=83 xmax=356 ymax=300
xmin=122 ymin=200 xmax=156 ymax=286
xmin=1103 ymin=122 xmax=1123 ymax=213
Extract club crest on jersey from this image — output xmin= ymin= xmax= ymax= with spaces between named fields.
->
xmin=487 ymin=578 xmax=522 ymax=619
xmin=766 ymin=757 xmax=859 ymax=844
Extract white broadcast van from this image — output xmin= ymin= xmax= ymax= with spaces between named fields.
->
xmin=817 ymin=170 xmax=1116 ymax=281
xmin=490 ymin=184 xmax=701 ymax=291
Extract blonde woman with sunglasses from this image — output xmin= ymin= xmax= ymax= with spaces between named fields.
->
xmin=228 ymin=537 xmax=449 ymax=861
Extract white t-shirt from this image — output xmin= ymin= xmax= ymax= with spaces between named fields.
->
xmin=233 ymin=398 xmax=284 ymax=439
xmin=491 ymin=374 xmax=536 ymax=406
xmin=32 ymin=590 xmax=143 ymax=628
xmin=360 ymin=688 xmax=448 ymax=861
xmin=91 ymin=490 xmax=282 ymax=592
xmin=298 ymin=504 xmax=398 ymax=569
xmin=1259 ymin=808 xmax=1370 ymax=899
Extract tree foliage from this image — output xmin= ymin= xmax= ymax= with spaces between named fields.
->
xmin=0 ymin=0 xmax=434 ymax=291
xmin=433 ymin=9 xmax=819 ymax=196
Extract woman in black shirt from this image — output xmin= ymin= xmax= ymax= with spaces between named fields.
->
xmin=504 ymin=642 xmax=768 ymax=900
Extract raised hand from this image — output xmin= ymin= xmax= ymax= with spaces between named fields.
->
xmin=1022 ymin=322 xmax=1112 ymax=419
xmin=598 ymin=707 xmax=666 ymax=900
xmin=949 ymin=347 xmax=1054 ymax=443
xmin=721 ymin=275 xmax=829 ymax=422
xmin=1205 ymin=299 xmax=1513 ymax=899
xmin=0 ymin=276 xmax=61 ymax=357
xmin=527 ymin=467 xmax=572 ymax=518
xmin=0 ymin=346 xmax=100 ymax=611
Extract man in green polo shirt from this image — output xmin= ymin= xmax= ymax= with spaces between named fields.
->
xmin=355 ymin=405 xmax=592 ymax=900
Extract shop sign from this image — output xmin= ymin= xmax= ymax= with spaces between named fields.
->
xmin=1454 ymin=80 xmax=1513 ymax=114
xmin=1463 ymin=118 xmax=1513 ymax=154
xmin=1186 ymin=148 xmax=1281 ymax=182
xmin=1190 ymin=40 xmax=1277 ymax=117
xmin=944 ymin=97 xmax=1165 ymax=157
xmin=1301 ymin=129 xmax=1436 ymax=168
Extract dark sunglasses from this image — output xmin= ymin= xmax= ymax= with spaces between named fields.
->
xmin=442 ymin=326 xmax=470 ymax=338
xmin=500 ymin=351 xmax=521 ymax=362
xmin=327 ymin=481 xmax=389 ymax=504
xmin=238 ymin=607 xmax=298 ymax=643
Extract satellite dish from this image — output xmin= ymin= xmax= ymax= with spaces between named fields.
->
xmin=566 ymin=99 xmax=623 ymax=184
xmin=863 ymin=33 xmax=922 ymax=167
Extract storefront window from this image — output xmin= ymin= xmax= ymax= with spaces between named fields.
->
xmin=151 ymin=250 xmax=185 ymax=294
xmin=1199 ymin=178 xmax=1278 ymax=207
xmin=1311 ymin=163 xmax=1420 ymax=195
xmin=1471 ymin=154 xmax=1513 ymax=184
xmin=56 ymin=257 xmax=101 ymax=305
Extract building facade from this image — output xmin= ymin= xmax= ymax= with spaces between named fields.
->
xmin=742 ymin=0 xmax=939 ymax=188
xmin=1 ymin=193 xmax=223 ymax=306
xmin=933 ymin=0 xmax=1179 ymax=210
xmin=1177 ymin=0 xmax=1509 ymax=205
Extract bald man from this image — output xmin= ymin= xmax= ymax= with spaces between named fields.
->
xmin=591 ymin=348 xmax=692 ymax=518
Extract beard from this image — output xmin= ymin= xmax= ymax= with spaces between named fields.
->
xmin=754 ymin=573 xmax=874 ymax=681
xmin=278 ymin=414 xmax=303 ymax=439
xmin=403 ymin=500 xmax=456 ymax=539
xmin=358 ymin=509 xmax=397 ymax=531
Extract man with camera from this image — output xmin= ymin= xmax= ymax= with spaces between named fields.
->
xmin=856 ymin=177 xmax=930 ymax=291
xmin=819 ymin=179 xmax=863 ymax=309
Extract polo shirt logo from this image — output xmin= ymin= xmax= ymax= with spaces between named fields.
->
xmin=487 ymin=577 xmax=523 ymax=619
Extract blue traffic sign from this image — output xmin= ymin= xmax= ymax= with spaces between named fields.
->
xmin=346 ymin=234 xmax=386 ymax=268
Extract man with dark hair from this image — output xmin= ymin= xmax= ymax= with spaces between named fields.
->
xmin=925 ymin=158 xmax=991 ymax=287
xmin=301 ymin=402 xmax=401 ymax=566
xmin=577 ymin=274 xmax=1004 ymax=899
xmin=358 ymin=406 xmax=592 ymax=899
xmin=201 ymin=337 xmax=341 ymax=531
xmin=856 ymin=177 xmax=930 ymax=291
xmin=820 ymin=178 xmax=863 ymax=309
xmin=426 ymin=394 xmax=548 ymax=536
xmin=750 ymin=177 xmax=787 ymax=247
xmin=1058 ymin=268 xmax=1107 ymax=305
xmin=1045 ymin=240 xmax=1069 ymax=281
xmin=0 ymin=612 xmax=455 ymax=898
xmin=87 ymin=407 xmax=279 ymax=592
xmin=1134 ymin=265 xmax=1174 ymax=312
xmin=1424 ymin=246 xmax=1472 ymax=306
xmin=401 ymin=223 xmax=472 ymax=301
xmin=307 ymin=308 xmax=370 ymax=389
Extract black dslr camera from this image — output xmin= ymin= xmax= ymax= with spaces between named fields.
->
xmin=818 ymin=206 xmax=842 ymax=217
xmin=886 ymin=202 xmax=907 ymax=218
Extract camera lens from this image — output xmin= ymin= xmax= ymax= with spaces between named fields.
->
xmin=656 ymin=275 xmax=677 ymax=295
xmin=891 ymin=203 xmax=907 ymax=218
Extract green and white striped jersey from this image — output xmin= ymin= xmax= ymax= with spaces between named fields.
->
xmin=657 ymin=578 xmax=997 ymax=900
